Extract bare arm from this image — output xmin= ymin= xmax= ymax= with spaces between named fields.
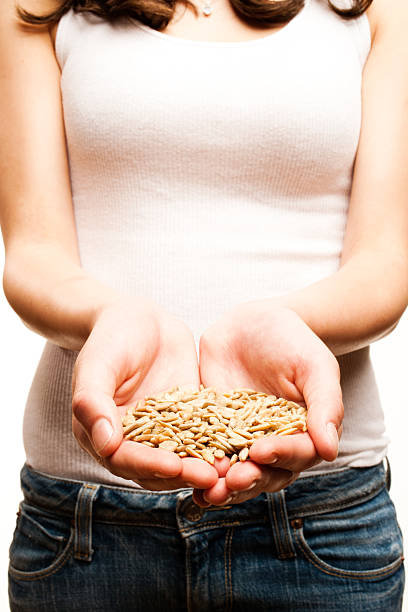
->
xmin=277 ymin=0 xmax=408 ymax=355
xmin=0 ymin=1 xmax=120 ymax=350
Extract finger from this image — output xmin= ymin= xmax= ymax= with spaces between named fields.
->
xmin=296 ymin=354 xmax=344 ymax=462
xmin=135 ymin=469 xmax=217 ymax=492
xmin=201 ymin=465 xmax=295 ymax=507
xmin=249 ymin=432 xmax=321 ymax=472
xmin=213 ymin=456 xmax=231 ymax=477
xmin=72 ymin=387 xmax=123 ymax=457
xmin=225 ymin=468 xmax=298 ymax=505
xmin=77 ymin=432 xmax=218 ymax=491
xmin=178 ymin=458 xmax=219 ymax=489
xmin=72 ymin=420 xmax=123 ymax=478
xmin=225 ymin=460 xmax=292 ymax=492
xmin=132 ymin=478 xmax=186 ymax=491
xmin=72 ymin=349 xmax=124 ymax=456
xmin=72 ymin=418 xmax=98 ymax=458
xmin=72 ymin=420 xmax=181 ymax=480
xmin=224 ymin=460 xmax=263 ymax=490
xmin=104 ymin=440 xmax=183 ymax=480
xmin=202 ymin=477 xmax=232 ymax=506
xmin=136 ymin=455 xmax=219 ymax=491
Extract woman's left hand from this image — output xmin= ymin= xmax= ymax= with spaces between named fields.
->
xmin=194 ymin=301 xmax=344 ymax=507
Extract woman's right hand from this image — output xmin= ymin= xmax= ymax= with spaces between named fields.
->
xmin=71 ymin=297 xmax=219 ymax=491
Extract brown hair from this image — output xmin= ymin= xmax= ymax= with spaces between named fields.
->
xmin=17 ymin=0 xmax=374 ymax=32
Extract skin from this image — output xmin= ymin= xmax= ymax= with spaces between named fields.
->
xmin=1 ymin=0 xmax=408 ymax=504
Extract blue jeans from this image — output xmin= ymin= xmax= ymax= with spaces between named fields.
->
xmin=8 ymin=462 xmax=404 ymax=611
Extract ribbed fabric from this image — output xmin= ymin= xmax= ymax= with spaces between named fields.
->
xmin=23 ymin=0 xmax=389 ymax=486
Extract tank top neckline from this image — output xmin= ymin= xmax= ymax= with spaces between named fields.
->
xmin=133 ymin=0 xmax=310 ymax=48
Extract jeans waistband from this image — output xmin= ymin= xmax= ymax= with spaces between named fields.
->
xmin=20 ymin=461 xmax=388 ymax=529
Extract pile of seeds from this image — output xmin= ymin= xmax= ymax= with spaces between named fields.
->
xmin=122 ymin=386 xmax=307 ymax=465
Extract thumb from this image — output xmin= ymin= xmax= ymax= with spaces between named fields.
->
xmin=72 ymin=354 xmax=124 ymax=458
xmin=298 ymin=354 xmax=344 ymax=462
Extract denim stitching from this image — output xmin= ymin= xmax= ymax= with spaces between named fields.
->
xmin=94 ymin=520 xmax=177 ymax=529
xmin=84 ymin=485 xmax=97 ymax=560
xmin=87 ymin=485 xmax=99 ymax=561
xmin=26 ymin=464 xmax=384 ymax=498
xmin=77 ymin=486 xmax=86 ymax=559
xmin=293 ymin=527 xmax=404 ymax=580
xmin=8 ymin=529 xmax=74 ymax=582
xmin=278 ymin=491 xmax=296 ymax=559
xmin=19 ymin=506 xmax=66 ymax=543
xmin=25 ymin=466 xmax=191 ymax=496
xmin=224 ymin=530 xmax=228 ymax=611
xmin=269 ymin=495 xmax=284 ymax=558
xmin=287 ymin=481 xmax=386 ymax=519
xmin=74 ymin=484 xmax=99 ymax=561
xmin=74 ymin=486 xmax=83 ymax=559
xmin=179 ymin=519 xmax=261 ymax=536
xmin=224 ymin=528 xmax=233 ymax=612
xmin=228 ymin=529 xmax=233 ymax=612
xmin=82 ymin=485 xmax=92 ymax=560
xmin=185 ymin=538 xmax=193 ymax=612
xmin=84 ymin=486 xmax=90 ymax=559
xmin=80 ymin=486 xmax=87 ymax=558
xmin=22 ymin=465 xmax=386 ymax=517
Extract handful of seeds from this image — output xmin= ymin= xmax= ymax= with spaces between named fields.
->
xmin=123 ymin=386 xmax=307 ymax=465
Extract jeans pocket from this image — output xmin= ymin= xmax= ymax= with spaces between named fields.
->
xmin=9 ymin=503 xmax=73 ymax=580
xmin=291 ymin=487 xmax=404 ymax=581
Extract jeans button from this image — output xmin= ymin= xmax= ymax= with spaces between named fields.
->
xmin=185 ymin=503 xmax=204 ymax=522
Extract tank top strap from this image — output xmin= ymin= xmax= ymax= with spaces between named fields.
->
xmin=337 ymin=0 xmax=372 ymax=67
xmin=55 ymin=8 xmax=102 ymax=70
xmin=55 ymin=8 xmax=74 ymax=69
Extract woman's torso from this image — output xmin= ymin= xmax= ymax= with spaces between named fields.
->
xmin=23 ymin=0 xmax=388 ymax=486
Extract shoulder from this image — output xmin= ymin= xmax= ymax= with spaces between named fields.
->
xmin=49 ymin=20 xmax=59 ymax=49
xmin=0 ymin=0 xmax=61 ymax=21
xmin=360 ymin=0 xmax=408 ymax=118
xmin=0 ymin=0 xmax=61 ymax=44
xmin=0 ymin=0 xmax=63 ymax=77
xmin=366 ymin=0 xmax=408 ymax=44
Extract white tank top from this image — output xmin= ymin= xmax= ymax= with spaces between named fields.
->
xmin=23 ymin=0 xmax=389 ymax=486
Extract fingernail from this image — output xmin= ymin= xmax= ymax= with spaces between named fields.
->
xmin=153 ymin=472 xmax=170 ymax=478
xmin=92 ymin=418 xmax=113 ymax=455
xmin=269 ymin=455 xmax=279 ymax=464
xmin=243 ymin=482 xmax=258 ymax=492
xmin=326 ymin=422 xmax=339 ymax=453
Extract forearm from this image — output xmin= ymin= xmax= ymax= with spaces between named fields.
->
xmin=277 ymin=251 xmax=408 ymax=355
xmin=3 ymin=242 xmax=121 ymax=350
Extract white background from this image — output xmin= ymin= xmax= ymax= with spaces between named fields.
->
xmin=0 ymin=246 xmax=407 ymax=611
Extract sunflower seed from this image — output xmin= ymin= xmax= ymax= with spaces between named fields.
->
xmin=122 ymin=386 xmax=307 ymax=466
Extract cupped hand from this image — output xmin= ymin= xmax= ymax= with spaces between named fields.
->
xmin=195 ymin=301 xmax=343 ymax=506
xmin=71 ymin=297 xmax=218 ymax=491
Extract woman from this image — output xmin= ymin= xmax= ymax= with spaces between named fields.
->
xmin=1 ymin=0 xmax=406 ymax=609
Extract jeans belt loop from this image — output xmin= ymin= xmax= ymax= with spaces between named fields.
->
xmin=266 ymin=490 xmax=296 ymax=560
xmin=74 ymin=482 xmax=100 ymax=562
